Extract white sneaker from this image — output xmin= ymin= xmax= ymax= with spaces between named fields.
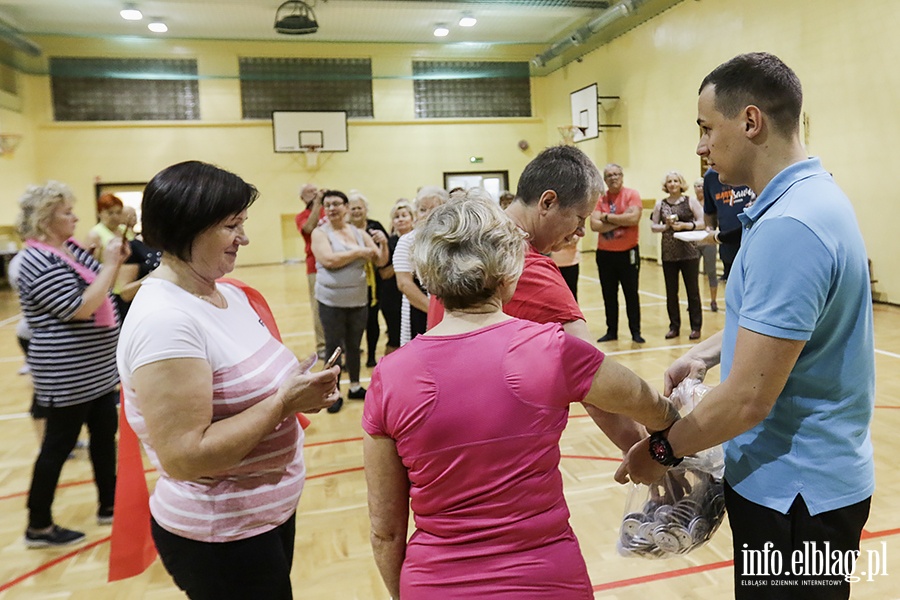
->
xmin=17 ymin=364 xmax=30 ymax=375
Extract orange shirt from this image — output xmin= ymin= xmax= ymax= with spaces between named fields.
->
xmin=594 ymin=187 xmax=641 ymax=252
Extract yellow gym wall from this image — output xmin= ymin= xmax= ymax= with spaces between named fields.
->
xmin=1 ymin=0 xmax=898 ymax=302
xmin=1 ymin=36 xmax=546 ymax=267
xmin=540 ymin=0 xmax=900 ymax=303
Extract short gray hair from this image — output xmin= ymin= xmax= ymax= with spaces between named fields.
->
xmin=412 ymin=193 xmax=526 ymax=310
xmin=348 ymin=190 xmax=369 ymax=209
xmin=16 ymin=181 xmax=75 ymax=240
xmin=414 ymin=185 xmax=449 ymax=210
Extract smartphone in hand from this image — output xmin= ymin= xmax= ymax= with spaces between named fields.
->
xmin=323 ymin=347 xmax=342 ymax=370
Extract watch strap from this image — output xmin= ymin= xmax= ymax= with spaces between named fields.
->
xmin=648 ymin=428 xmax=683 ymax=467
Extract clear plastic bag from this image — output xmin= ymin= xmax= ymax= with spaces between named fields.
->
xmin=616 ymin=379 xmax=726 ymax=558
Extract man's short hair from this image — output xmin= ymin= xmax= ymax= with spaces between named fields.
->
xmin=142 ymin=161 xmax=258 ymax=261
xmin=699 ymin=52 xmax=802 ymax=137
xmin=516 ymin=145 xmax=602 ymax=208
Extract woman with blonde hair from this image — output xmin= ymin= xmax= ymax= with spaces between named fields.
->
xmin=364 ymin=194 xmax=678 ymax=599
xmin=16 ymin=181 xmax=129 ymax=547
xmin=650 ymin=170 xmax=705 ymax=339
xmin=378 ymin=199 xmax=415 ymax=355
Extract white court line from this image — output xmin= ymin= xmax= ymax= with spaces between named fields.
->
xmin=280 ymin=331 xmax=315 ymax=339
xmin=604 ymin=343 xmax=694 ymax=356
xmin=875 ymin=349 xmax=900 ymax=360
xmin=0 ymin=412 xmax=30 ymax=422
xmin=0 ymin=314 xmax=21 ymax=328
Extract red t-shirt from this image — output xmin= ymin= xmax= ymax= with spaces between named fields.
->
xmin=295 ymin=207 xmax=324 ymax=275
xmin=595 ymin=186 xmax=641 ymax=252
xmin=427 ymin=244 xmax=584 ymax=328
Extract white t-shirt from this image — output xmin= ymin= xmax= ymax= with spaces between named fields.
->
xmin=117 ymin=278 xmax=305 ymax=543
xmin=393 ymin=230 xmax=416 ymax=346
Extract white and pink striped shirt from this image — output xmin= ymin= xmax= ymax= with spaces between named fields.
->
xmin=117 ymin=279 xmax=305 ymax=543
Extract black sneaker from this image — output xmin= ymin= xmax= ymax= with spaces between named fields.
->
xmin=631 ymin=334 xmax=646 ymax=344
xmin=24 ymin=525 xmax=86 ymax=549
xmin=365 ymin=359 xmax=377 ymax=368
xmin=97 ymin=507 xmax=114 ymax=525
xmin=596 ymin=333 xmax=617 ymax=343
xmin=327 ymin=397 xmax=343 ymax=413
xmin=347 ymin=387 xmax=367 ymax=400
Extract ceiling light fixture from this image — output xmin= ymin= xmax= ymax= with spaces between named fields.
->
xmin=120 ymin=4 xmax=143 ymax=21
xmin=459 ymin=14 xmax=477 ymax=27
xmin=274 ymin=0 xmax=320 ymax=35
xmin=433 ymin=23 xmax=450 ymax=37
xmin=147 ymin=20 xmax=168 ymax=33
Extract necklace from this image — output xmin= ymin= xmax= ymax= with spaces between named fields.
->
xmin=193 ymin=287 xmax=225 ymax=308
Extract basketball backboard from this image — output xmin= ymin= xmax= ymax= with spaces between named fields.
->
xmin=569 ymin=84 xmax=599 ymax=142
xmin=272 ymin=110 xmax=348 ymax=153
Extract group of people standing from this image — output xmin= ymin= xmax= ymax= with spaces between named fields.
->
xmin=590 ymin=160 xmax=754 ymax=344
xmin=9 ymin=51 xmax=875 ymax=600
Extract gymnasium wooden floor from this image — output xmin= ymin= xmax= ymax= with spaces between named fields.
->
xmin=0 ymin=257 xmax=898 ymax=599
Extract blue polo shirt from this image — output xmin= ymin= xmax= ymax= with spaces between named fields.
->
xmin=721 ymin=157 xmax=874 ymax=516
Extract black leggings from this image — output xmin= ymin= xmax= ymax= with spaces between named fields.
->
xmin=318 ymin=302 xmax=367 ymax=384
xmin=27 ymin=390 xmax=118 ymax=529
xmin=152 ymin=514 xmax=296 ymax=600
xmin=661 ymin=258 xmax=702 ymax=332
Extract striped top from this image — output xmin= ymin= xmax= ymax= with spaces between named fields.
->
xmin=117 ymin=279 xmax=305 ymax=543
xmin=16 ymin=241 xmax=120 ymax=407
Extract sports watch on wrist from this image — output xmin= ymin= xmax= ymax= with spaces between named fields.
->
xmin=648 ymin=428 xmax=683 ymax=467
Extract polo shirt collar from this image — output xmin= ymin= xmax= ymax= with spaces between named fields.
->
xmin=737 ymin=157 xmax=825 ymax=229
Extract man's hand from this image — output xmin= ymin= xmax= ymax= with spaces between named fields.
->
xmin=663 ymin=356 xmax=708 ymax=396
xmin=614 ymin=437 xmax=669 ymax=485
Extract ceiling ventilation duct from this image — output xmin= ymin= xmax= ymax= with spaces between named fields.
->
xmin=274 ymin=0 xmax=321 ymax=35
xmin=0 ymin=15 xmax=41 ymax=56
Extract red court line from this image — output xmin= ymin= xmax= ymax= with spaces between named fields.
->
xmin=0 ymin=535 xmax=111 ymax=593
xmin=862 ymin=527 xmax=900 ymax=539
xmin=0 ymin=468 xmax=156 ymax=502
xmin=592 ymin=559 xmax=734 ymax=591
xmin=560 ymin=454 xmax=622 ymax=463
xmin=306 ymin=466 xmax=365 ymax=480
xmin=305 ymin=436 xmax=363 ymax=448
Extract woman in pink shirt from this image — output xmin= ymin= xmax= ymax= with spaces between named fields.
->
xmin=363 ymin=194 xmax=679 ymax=599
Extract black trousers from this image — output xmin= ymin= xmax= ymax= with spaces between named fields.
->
xmin=364 ymin=286 xmax=380 ymax=359
xmin=595 ymin=247 xmax=641 ymax=337
xmin=720 ymin=242 xmax=740 ymax=280
xmin=152 ymin=514 xmax=296 ymax=600
xmin=27 ymin=390 xmax=118 ymax=529
xmin=661 ymin=258 xmax=702 ymax=332
xmin=558 ymin=264 xmax=579 ymax=301
xmin=318 ymin=303 xmax=367 ymax=384
xmin=726 ymin=481 xmax=871 ymax=599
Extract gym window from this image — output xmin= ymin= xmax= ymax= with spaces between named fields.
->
xmin=239 ymin=57 xmax=374 ymax=119
xmin=50 ymin=57 xmax=200 ymax=121
xmin=412 ymin=60 xmax=531 ymax=119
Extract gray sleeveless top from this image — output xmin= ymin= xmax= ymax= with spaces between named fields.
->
xmin=314 ymin=222 xmax=368 ymax=308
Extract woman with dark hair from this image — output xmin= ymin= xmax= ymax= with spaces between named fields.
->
xmin=16 ymin=181 xmax=129 ymax=548
xmin=311 ymin=189 xmax=388 ymax=412
xmin=117 ymin=161 xmax=340 ymax=599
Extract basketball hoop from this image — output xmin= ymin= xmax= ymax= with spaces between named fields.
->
xmin=558 ymin=125 xmax=587 ymax=146
xmin=301 ymin=144 xmax=321 ymax=168
xmin=0 ymin=134 xmax=22 ymax=158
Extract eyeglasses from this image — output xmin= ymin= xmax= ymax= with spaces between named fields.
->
xmin=323 ymin=202 xmax=345 ymax=209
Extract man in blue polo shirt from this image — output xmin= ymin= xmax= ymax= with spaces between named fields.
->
xmin=615 ymin=52 xmax=874 ymax=599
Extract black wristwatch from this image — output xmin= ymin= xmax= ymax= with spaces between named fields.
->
xmin=648 ymin=427 xmax=683 ymax=467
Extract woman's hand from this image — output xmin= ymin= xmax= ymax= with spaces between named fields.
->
xmin=277 ymin=365 xmax=341 ymax=415
xmin=101 ymin=236 xmax=131 ymax=266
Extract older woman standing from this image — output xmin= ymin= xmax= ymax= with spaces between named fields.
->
xmin=650 ymin=171 xmax=705 ymax=340
xmin=379 ymin=200 xmax=415 ymax=355
xmin=16 ymin=182 xmax=129 ymax=547
xmin=348 ymin=191 xmax=389 ymax=367
xmin=312 ymin=190 xmax=388 ymax=412
xmin=117 ymin=161 xmax=340 ymax=599
xmin=364 ymin=196 xmax=679 ymax=599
